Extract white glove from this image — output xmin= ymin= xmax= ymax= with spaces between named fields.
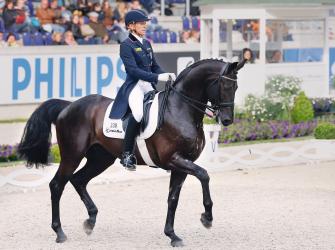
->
xmin=158 ymin=73 xmax=176 ymax=82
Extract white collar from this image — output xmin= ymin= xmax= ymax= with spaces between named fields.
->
xmin=131 ymin=32 xmax=143 ymax=44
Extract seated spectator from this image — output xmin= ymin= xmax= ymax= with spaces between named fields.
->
xmin=268 ymin=50 xmax=282 ymax=63
xmin=91 ymin=2 xmax=103 ymax=21
xmin=101 ymin=0 xmax=113 ymax=26
xmin=14 ymin=0 xmax=31 ymax=32
xmin=181 ymin=29 xmax=199 ymax=44
xmin=130 ymin=0 xmax=147 ymax=15
xmin=51 ymin=31 xmax=62 ymax=45
xmin=3 ymin=0 xmax=29 ymax=32
xmin=88 ymin=11 xmax=108 ymax=43
xmin=113 ymin=1 xmax=129 ymax=24
xmin=71 ymin=12 xmax=84 ymax=40
xmin=50 ymin=0 xmax=64 ymax=25
xmin=5 ymin=32 xmax=22 ymax=47
xmin=140 ymin=0 xmax=154 ymax=14
xmin=61 ymin=10 xmax=72 ymax=31
xmin=36 ymin=0 xmax=65 ymax=33
xmin=72 ymin=0 xmax=90 ymax=16
xmin=76 ymin=14 xmax=102 ymax=44
xmin=63 ymin=30 xmax=77 ymax=45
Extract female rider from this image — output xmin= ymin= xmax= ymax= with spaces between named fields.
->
xmin=110 ymin=10 xmax=176 ymax=171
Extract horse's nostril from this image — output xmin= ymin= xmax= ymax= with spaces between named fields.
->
xmin=222 ymin=119 xmax=232 ymax=126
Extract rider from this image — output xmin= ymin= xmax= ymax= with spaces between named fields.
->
xmin=110 ymin=9 xmax=176 ymax=171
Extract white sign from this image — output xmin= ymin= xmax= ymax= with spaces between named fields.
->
xmin=0 ymin=47 xmax=125 ymax=104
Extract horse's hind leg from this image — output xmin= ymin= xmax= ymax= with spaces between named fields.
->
xmin=70 ymin=144 xmax=116 ymax=235
xmin=49 ymin=159 xmax=82 ymax=243
xmin=164 ymin=170 xmax=187 ymax=247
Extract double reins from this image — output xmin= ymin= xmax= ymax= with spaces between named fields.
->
xmin=158 ymin=64 xmax=237 ymax=128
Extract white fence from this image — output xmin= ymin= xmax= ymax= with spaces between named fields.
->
xmin=1 ymin=140 xmax=334 ymax=192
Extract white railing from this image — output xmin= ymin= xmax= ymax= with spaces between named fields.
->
xmin=1 ymin=140 xmax=335 ymax=191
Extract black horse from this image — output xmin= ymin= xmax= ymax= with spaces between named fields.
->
xmin=18 ymin=59 xmax=244 ymax=247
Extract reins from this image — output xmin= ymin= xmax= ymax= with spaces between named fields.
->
xmin=158 ymin=65 xmax=237 ymax=129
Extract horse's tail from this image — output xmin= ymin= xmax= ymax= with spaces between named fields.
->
xmin=18 ymin=99 xmax=71 ymax=168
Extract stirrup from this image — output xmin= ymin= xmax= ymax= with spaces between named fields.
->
xmin=120 ymin=152 xmax=137 ymax=171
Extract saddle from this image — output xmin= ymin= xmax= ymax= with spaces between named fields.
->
xmin=103 ymin=91 xmax=160 ymax=140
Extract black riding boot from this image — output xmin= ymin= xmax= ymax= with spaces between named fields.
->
xmin=120 ymin=115 xmax=140 ymax=171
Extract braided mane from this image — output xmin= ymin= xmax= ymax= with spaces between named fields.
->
xmin=173 ymin=58 xmax=227 ymax=86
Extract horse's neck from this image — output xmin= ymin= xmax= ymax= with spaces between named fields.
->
xmin=169 ymin=65 xmax=210 ymax=125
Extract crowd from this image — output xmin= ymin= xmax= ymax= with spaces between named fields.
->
xmin=0 ymin=0 xmax=196 ymax=47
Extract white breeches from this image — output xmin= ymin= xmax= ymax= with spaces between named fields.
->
xmin=128 ymin=80 xmax=154 ymax=122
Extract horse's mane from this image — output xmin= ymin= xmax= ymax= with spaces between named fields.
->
xmin=173 ymin=58 xmax=227 ymax=86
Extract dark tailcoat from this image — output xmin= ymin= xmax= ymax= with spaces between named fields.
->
xmin=109 ymin=33 xmax=164 ymax=119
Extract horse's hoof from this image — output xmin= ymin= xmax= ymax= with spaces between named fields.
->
xmin=171 ymin=239 xmax=184 ymax=247
xmin=200 ymin=213 xmax=212 ymax=229
xmin=83 ymin=219 xmax=95 ymax=235
xmin=55 ymin=233 xmax=67 ymax=243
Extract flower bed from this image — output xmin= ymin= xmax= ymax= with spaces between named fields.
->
xmin=0 ymin=144 xmax=19 ymax=162
xmin=219 ymin=119 xmax=324 ymax=144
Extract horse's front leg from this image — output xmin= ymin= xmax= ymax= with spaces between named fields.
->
xmin=170 ymin=153 xmax=213 ymax=229
xmin=164 ymin=170 xmax=187 ymax=247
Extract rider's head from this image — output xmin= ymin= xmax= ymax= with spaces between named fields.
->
xmin=125 ymin=10 xmax=150 ymax=37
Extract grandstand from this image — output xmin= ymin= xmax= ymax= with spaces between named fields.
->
xmin=0 ymin=0 xmax=200 ymax=46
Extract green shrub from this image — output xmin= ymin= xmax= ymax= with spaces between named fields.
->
xmin=50 ymin=144 xmax=61 ymax=163
xmin=243 ymin=75 xmax=302 ymax=121
xmin=291 ymin=92 xmax=314 ymax=124
xmin=314 ymin=123 xmax=335 ymax=139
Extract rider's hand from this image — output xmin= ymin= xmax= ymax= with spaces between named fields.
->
xmin=158 ymin=73 xmax=176 ymax=82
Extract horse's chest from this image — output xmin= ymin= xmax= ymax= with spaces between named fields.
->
xmin=174 ymin=130 xmax=205 ymax=161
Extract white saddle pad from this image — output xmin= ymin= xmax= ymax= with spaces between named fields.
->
xmin=103 ymin=92 xmax=160 ymax=140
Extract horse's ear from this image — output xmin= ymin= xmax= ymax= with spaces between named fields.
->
xmin=228 ymin=62 xmax=239 ymax=73
xmin=235 ymin=60 xmax=247 ymax=72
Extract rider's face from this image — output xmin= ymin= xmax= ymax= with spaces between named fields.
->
xmin=129 ymin=21 xmax=147 ymax=37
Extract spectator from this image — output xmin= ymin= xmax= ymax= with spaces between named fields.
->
xmin=181 ymin=29 xmax=199 ymax=43
xmin=88 ymin=11 xmax=108 ymax=43
xmin=49 ymin=0 xmax=63 ymax=25
xmin=78 ymin=14 xmax=102 ymax=44
xmin=51 ymin=31 xmax=62 ymax=45
xmin=3 ymin=0 xmax=18 ymax=31
xmin=5 ymin=32 xmax=21 ymax=47
xmin=130 ymin=0 xmax=147 ymax=14
xmin=74 ymin=0 xmax=90 ymax=16
xmin=113 ymin=1 xmax=128 ymax=24
xmin=63 ymin=30 xmax=77 ymax=45
xmin=36 ymin=0 xmax=65 ymax=33
xmin=91 ymin=2 xmax=103 ymax=21
xmin=239 ymin=48 xmax=254 ymax=64
xmin=71 ymin=12 xmax=84 ymax=40
xmin=101 ymin=0 xmax=113 ymax=26
xmin=269 ymin=50 xmax=282 ymax=63
xmin=14 ymin=0 xmax=34 ymax=32
xmin=140 ymin=0 xmax=154 ymax=14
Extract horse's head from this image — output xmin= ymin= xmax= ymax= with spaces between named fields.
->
xmin=206 ymin=61 xmax=244 ymax=126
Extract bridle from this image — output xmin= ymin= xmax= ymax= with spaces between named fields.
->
xmin=158 ymin=63 xmax=237 ymax=128
xmin=205 ymin=64 xmax=237 ymax=113
xmin=164 ymin=64 xmax=237 ymax=116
